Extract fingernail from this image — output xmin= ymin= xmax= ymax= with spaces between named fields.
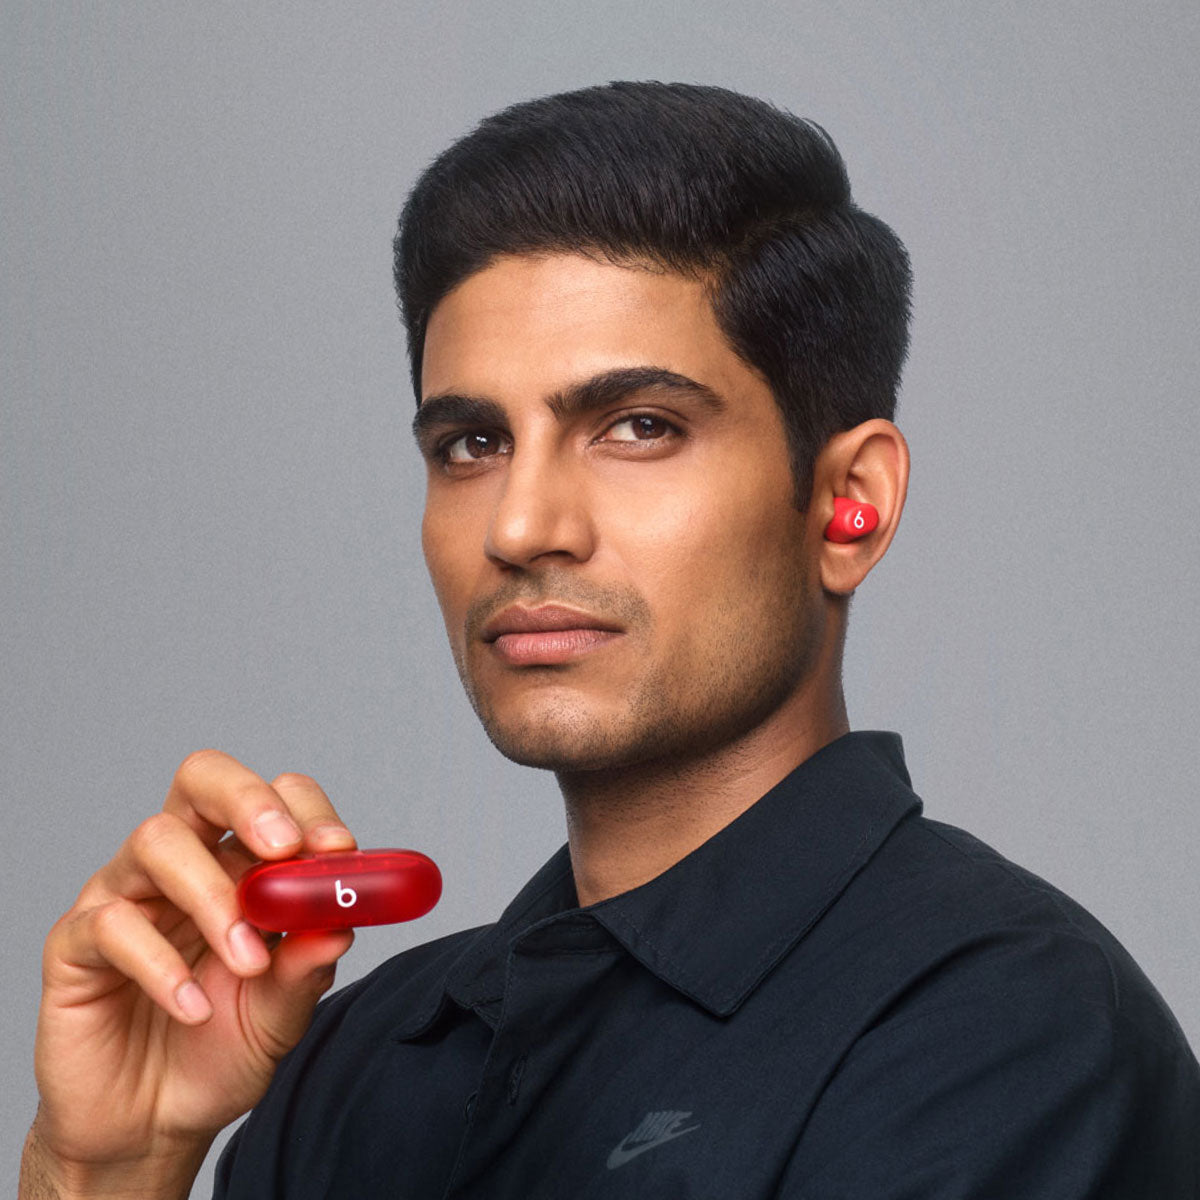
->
xmin=229 ymin=920 xmax=271 ymax=970
xmin=309 ymin=823 xmax=356 ymax=848
xmin=253 ymin=810 xmax=301 ymax=849
xmin=175 ymin=979 xmax=213 ymax=1022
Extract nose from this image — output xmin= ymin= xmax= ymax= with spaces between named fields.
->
xmin=483 ymin=443 xmax=596 ymax=569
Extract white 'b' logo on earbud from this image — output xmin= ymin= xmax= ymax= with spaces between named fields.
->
xmin=853 ymin=509 xmax=865 ymax=529
xmin=335 ymin=879 xmax=357 ymax=907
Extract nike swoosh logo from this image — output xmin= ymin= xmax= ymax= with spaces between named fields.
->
xmin=606 ymin=1122 xmax=701 ymax=1169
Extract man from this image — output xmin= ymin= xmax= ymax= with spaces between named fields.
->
xmin=21 ymin=82 xmax=1200 ymax=1198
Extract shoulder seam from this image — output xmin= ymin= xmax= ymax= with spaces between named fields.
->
xmin=918 ymin=821 xmax=1122 ymax=1011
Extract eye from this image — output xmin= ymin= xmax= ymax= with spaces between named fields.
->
xmin=432 ymin=411 xmax=681 ymax=469
xmin=602 ymin=413 xmax=679 ymax=443
xmin=437 ymin=430 xmax=511 ymax=465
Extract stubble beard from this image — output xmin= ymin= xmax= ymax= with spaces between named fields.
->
xmin=451 ymin=582 xmax=820 ymax=782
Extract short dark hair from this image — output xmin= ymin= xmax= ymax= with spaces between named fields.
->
xmin=394 ymin=81 xmax=912 ymax=510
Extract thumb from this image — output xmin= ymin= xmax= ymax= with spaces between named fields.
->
xmin=248 ymin=929 xmax=355 ymax=1059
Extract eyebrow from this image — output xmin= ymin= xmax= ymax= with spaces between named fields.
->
xmin=410 ymin=365 xmax=727 ymax=457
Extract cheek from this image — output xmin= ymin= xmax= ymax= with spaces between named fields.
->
xmin=421 ymin=503 xmax=468 ymax=621
xmin=608 ymin=476 xmax=779 ymax=617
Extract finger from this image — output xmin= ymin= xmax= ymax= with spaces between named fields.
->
xmin=162 ymin=749 xmax=304 ymax=860
xmin=214 ymin=833 xmax=259 ymax=881
xmin=51 ymin=899 xmax=215 ymax=1025
xmin=100 ymin=812 xmax=272 ymax=978
xmin=268 ymin=773 xmax=356 ymax=853
xmin=248 ymin=930 xmax=355 ymax=1058
xmin=270 ymin=929 xmax=355 ymax=992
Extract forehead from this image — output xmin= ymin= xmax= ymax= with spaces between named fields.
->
xmin=420 ymin=252 xmax=743 ymax=401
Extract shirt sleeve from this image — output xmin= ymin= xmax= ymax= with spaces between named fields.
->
xmin=776 ymin=933 xmax=1200 ymax=1199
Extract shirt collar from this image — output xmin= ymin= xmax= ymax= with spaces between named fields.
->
xmin=397 ymin=730 xmax=920 ymax=1036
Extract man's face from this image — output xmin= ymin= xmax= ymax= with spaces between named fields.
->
xmin=415 ymin=252 xmax=825 ymax=774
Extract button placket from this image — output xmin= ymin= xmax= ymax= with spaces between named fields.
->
xmin=444 ymin=914 xmax=621 ymax=1198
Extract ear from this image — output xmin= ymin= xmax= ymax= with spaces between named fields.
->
xmin=811 ymin=419 xmax=910 ymax=596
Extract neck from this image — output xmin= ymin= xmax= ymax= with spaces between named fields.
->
xmin=558 ymin=680 xmax=849 ymax=908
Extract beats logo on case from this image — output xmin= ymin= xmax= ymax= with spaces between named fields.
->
xmin=824 ymin=497 xmax=879 ymax=543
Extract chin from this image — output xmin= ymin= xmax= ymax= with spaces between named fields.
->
xmin=475 ymin=700 xmax=657 ymax=772
xmin=481 ymin=717 xmax=636 ymax=772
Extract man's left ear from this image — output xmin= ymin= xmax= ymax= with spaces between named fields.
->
xmin=813 ymin=418 xmax=910 ymax=596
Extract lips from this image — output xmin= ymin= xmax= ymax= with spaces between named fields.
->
xmin=481 ymin=604 xmax=624 ymax=642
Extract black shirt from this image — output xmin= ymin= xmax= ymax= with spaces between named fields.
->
xmin=214 ymin=731 xmax=1200 ymax=1197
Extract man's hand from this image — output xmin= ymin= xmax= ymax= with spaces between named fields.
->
xmin=20 ymin=750 xmax=358 ymax=1198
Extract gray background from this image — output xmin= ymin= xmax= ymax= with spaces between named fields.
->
xmin=4 ymin=2 xmax=1198 ymax=1194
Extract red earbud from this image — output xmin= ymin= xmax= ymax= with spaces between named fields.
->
xmin=824 ymin=497 xmax=879 ymax=543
